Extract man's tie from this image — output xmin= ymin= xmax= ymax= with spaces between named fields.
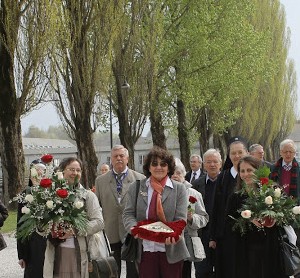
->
xmin=115 ymin=173 xmax=124 ymax=194
xmin=191 ymin=172 xmax=197 ymax=183
xmin=283 ymin=164 xmax=292 ymax=171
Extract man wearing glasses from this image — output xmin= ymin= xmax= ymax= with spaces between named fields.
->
xmin=95 ymin=145 xmax=145 ymax=278
xmin=271 ymin=139 xmax=300 ymax=277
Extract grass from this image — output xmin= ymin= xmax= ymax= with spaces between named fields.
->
xmin=1 ymin=210 xmax=17 ymax=234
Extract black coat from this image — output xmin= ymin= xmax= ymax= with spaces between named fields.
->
xmin=209 ymin=169 xmax=237 ymax=278
xmin=17 ymin=187 xmax=47 ymax=278
xmin=0 ymin=200 xmax=8 ymax=227
xmin=227 ymin=193 xmax=288 ymax=278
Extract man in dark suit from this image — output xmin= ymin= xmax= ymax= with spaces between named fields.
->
xmin=249 ymin=143 xmax=273 ymax=168
xmin=95 ymin=145 xmax=145 ymax=278
xmin=192 ymin=149 xmax=222 ymax=278
xmin=185 ymin=154 xmax=204 ymax=183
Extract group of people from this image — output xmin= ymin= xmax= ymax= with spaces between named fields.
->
xmin=0 ymin=137 xmax=298 ymax=278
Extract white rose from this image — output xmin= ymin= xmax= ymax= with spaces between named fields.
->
xmin=241 ymin=210 xmax=252 ymax=219
xmin=21 ymin=206 xmax=30 ymax=214
xmin=46 ymin=200 xmax=54 ymax=209
xmin=292 ymin=206 xmax=300 ymax=215
xmin=274 ymin=188 xmax=281 ymax=198
xmin=74 ymin=201 xmax=84 ymax=209
xmin=30 ymin=168 xmax=38 ymax=177
xmin=265 ymin=196 xmax=273 ymax=205
xmin=24 ymin=194 xmax=34 ymax=203
xmin=56 ymin=171 xmax=64 ymax=180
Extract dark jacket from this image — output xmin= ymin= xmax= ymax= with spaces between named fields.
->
xmin=0 ymin=200 xmax=8 ymax=227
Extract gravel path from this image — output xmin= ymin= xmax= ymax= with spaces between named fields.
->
xmin=0 ymin=233 xmax=23 ymax=278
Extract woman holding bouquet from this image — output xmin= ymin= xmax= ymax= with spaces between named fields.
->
xmin=43 ymin=157 xmax=104 ymax=278
xmin=226 ymin=155 xmax=288 ymax=278
xmin=123 ymin=146 xmax=190 ymax=278
xmin=172 ymin=158 xmax=209 ymax=278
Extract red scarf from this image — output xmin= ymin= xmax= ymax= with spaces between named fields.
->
xmin=149 ymin=175 xmax=168 ymax=222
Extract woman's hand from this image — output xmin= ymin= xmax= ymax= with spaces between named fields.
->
xmin=209 ymin=240 xmax=216 ymax=249
xmin=18 ymin=259 xmax=26 ymax=269
xmin=187 ymin=211 xmax=193 ymax=222
xmin=165 ymin=237 xmax=176 ymax=245
xmin=58 ymin=228 xmax=74 ymax=239
xmin=251 ymin=219 xmax=263 ymax=228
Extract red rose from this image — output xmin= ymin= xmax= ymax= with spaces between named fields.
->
xmin=56 ymin=189 xmax=68 ymax=198
xmin=260 ymin=177 xmax=269 ymax=185
xmin=189 ymin=196 xmax=197 ymax=204
xmin=41 ymin=154 xmax=53 ymax=164
xmin=40 ymin=178 xmax=52 ymax=188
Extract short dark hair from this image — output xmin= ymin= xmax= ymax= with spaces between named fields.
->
xmin=143 ymin=146 xmax=175 ymax=178
xmin=236 ymin=155 xmax=262 ymax=190
xmin=58 ymin=157 xmax=83 ymax=172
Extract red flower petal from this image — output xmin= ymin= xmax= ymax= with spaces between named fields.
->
xmin=259 ymin=177 xmax=269 ymax=185
xmin=40 ymin=178 xmax=52 ymax=188
xmin=189 ymin=196 xmax=197 ymax=204
xmin=56 ymin=189 xmax=68 ymax=198
xmin=41 ymin=154 xmax=53 ymax=164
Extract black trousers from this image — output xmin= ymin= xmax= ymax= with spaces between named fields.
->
xmin=110 ymin=241 xmax=138 ymax=278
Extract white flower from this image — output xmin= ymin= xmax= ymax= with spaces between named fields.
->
xmin=24 ymin=194 xmax=34 ymax=203
xmin=292 ymin=206 xmax=300 ymax=215
xmin=274 ymin=188 xmax=281 ymax=198
xmin=30 ymin=168 xmax=38 ymax=177
xmin=241 ymin=210 xmax=252 ymax=219
xmin=265 ymin=196 xmax=273 ymax=205
xmin=21 ymin=206 xmax=30 ymax=214
xmin=74 ymin=200 xmax=84 ymax=209
xmin=56 ymin=171 xmax=64 ymax=180
xmin=46 ymin=200 xmax=54 ymax=209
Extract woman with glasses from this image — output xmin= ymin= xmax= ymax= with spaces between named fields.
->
xmin=123 ymin=146 xmax=190 ymax=278
xmin=43 ymin=157 xmax=104 ymax=278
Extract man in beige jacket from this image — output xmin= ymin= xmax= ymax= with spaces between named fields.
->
xmin=95 ymin=145 xmax=145 ymax=278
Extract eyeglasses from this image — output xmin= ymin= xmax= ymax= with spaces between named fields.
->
xmin=281 ymin=151 xmax=296 ymax=154
xmin=151 ymin=161 xmax=168 ymax=167
xmin=66 ymin=168 xmax=82 ymax=173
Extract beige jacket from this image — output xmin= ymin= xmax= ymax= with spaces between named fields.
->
xmin=95 ymin=169 xmax=145 ymax=244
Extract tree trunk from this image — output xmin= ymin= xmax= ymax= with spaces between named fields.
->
xmin=176 ymin=99 xmax=190 ymax=170
xmin=150 ymin=109 xmax=167 ymax=150
xmin=0 ymin=4 xmax=24 ymax=205
xmin=74 ymin=120 xmax=98 ymax=189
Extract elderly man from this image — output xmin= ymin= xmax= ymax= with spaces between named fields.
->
xmin=95 ymin=145 xmax=145 ymax=278
xmin=99 ymin=163 xmax=110 ymax=175
xmin=192 ymin=149 xmax=222 ymax=278
xmin=271 ymin=139 xmax=300 ymax=278
xmin=271 ymin=139 xmax=300 ymax=199
xmin=249 ymin=143 xmax=272 ymax=168
xmin=185 ymin=154 xmax=204 ymax=183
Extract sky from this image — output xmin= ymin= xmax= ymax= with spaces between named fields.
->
xmin=21 ymin=1 xmax=300 ymax=134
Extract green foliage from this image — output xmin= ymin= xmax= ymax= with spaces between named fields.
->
xmin=1 ymin=210 xmax=17 ymax=234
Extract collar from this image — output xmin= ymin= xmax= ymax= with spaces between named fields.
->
xmin=206 ymin=173 xmax=219 ymax=183
xmin=146 ymin=176 xmax=174 ymax=189
xmin=230 ymin=166 xmax=238 ymax=178
xmin=193 ymin=169 xmax=201 ymax=175
xmin=282 ymin=161 xmax=292 ymax=167
xmin=112 ymin=166 xmax=128 ymax=175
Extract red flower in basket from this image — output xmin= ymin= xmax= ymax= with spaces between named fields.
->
xmin=56 ymin=189 xmax=68 ymax=198
xmin=40 ymin=178 xmax=52 ymax=188
xmin=41 ymin=154 xmax=53 ymax=164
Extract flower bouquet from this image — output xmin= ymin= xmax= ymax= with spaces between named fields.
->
xmin=230 ymin=166 xmax=300 ymax=235
xmin=131 ymin=219 xmax=186 ymax=243
xmin=12 ymin=154 xmax=88 ymax=241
